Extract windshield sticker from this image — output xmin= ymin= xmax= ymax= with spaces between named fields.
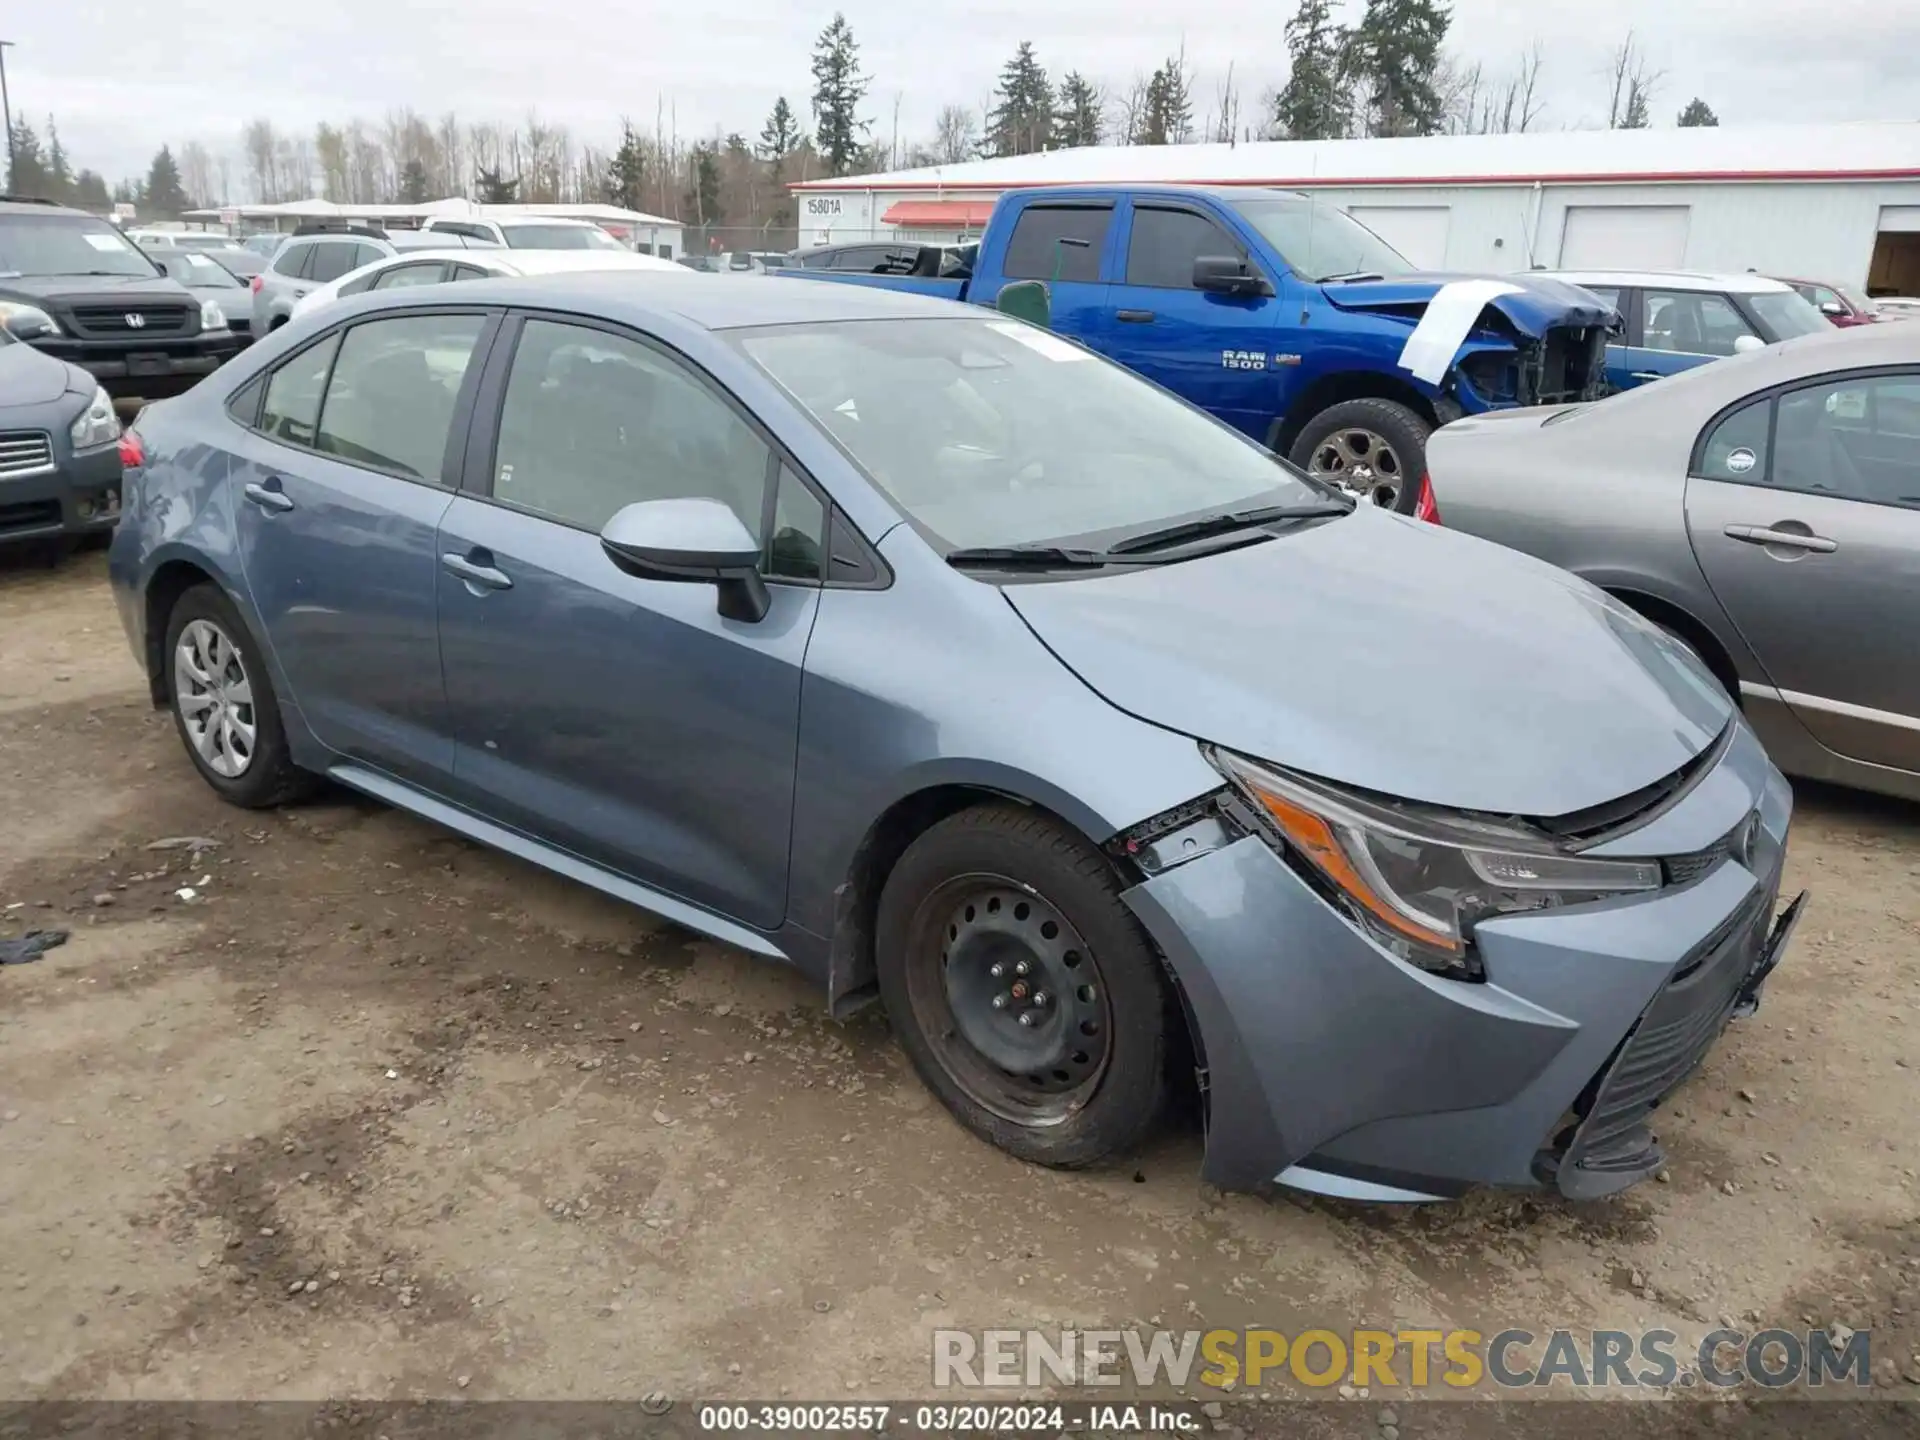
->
xmin=84 ymin=233 xmax=128 ymax=251
xmin=1725 ymin=447 xmax=1758 ymax=475
xmin=1826 ymin=390 xmax=1866 ymax=420
xmin=987 ymin=321 xmax=1090 ymax=362
xmin=1397 ymin=279 xmax=1524 ymax=386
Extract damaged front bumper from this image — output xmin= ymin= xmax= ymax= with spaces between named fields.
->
xmin=1119 ymin=725 xmax=1798 ymax=1202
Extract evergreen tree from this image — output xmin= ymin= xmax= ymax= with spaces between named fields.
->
xmin=809 ymin=13 xmax=870 ymax=177
xmin=475 ymin=167 xmax=519 ymax=203
xmin=5 ymin=119 xmax=48 ymax=199
xmin=1053 ymin=72 xmax=1103 ymax=149
xmin=605 ymin=120 xmax=649 ymax=211
xmin=72 ymin=170 xmax=112 ymax=211
xmin=1134 ymin=54 xmax=1194 ymax=145
xmin=1273 ymin=0 xmax=1353 ymax=140
xmin=144 ymin=145 xmax=191 ymax=218
xmin=1347 ymin=0 xmax=1451 ymax=137
xmin=1677 ymin=97 xmax=1718 ymax=127
xmin=44 ymin=117 xmax=75 ymax=204
xmin=398 ymin=159 xmax=430 ymax=204
xmin=986 ymin=42 xmax=1053 ymax=157
xmin=682 ymin=141 xmax=723 ymax=227
xmin=1620 ymin=83 xmax=1651 ymax=129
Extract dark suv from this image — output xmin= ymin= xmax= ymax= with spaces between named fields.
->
xmin=0 ymin=196 xmax=244 ymax=402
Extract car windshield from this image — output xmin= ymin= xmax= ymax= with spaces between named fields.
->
xmin=1230 ymin=194 xmax=1416 ymax=281
xmin=157 ymin=251 xmax=243 ymax=288
xmin=0 ymin=214 xmax=160 ymax=278
xmin=736 ymin=316 xmax=1326 ymax=553
xmin=1750 ymin=289 xmax=1830 ymax=341
xmin=502 ymin=224 xmax=623 ymax=251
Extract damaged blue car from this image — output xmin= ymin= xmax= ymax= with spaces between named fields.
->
xmin=783 ymin=183 xmax=1616 ymax=512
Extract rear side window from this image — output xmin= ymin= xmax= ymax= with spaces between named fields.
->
xmin=259 ymin=334 xmax=341 ymax=448
xmin=371 ymin=261 xmax=449 ymax=291
xmin=304 ymin=243 xmax=361 ymax=285
xmin=1003 ymin=205 xmax=1111 ymax=283
xmin=271 ymin=241 xmax=313 ymax=277
xmin=1695 ymin=397 xmax=1771 ymax=483
xmin=313 ymin=314 xmax=488 ymax=482
xmin=1125 ymin=207 xmax=1241 ymax=290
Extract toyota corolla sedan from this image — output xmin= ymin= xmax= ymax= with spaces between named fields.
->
xmin=109 ymin=277 xmax=1803 ymax=1202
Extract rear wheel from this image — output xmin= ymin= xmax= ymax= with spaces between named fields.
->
xmin=875 ymin=804 xmax=1173 ymax=1169
xmin=1289 ymin=397 xmax=1433 ymax=514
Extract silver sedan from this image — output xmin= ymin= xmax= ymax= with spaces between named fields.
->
xmin=1426 ymin=321 xmax=1920 ymax=803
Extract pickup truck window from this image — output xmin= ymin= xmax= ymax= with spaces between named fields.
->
xmin=1231 ymin=195 xmax=1415 ymax=282
xmin=1126 ymin=207 xmax=1245 ymax=290
xmin=1003 ymin=205 xmax=1111 ymax=283
xmin=736 ymin=315 xmax=1320 ymax=553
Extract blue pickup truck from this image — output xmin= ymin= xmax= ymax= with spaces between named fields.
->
xmin=784 ymin=185 xmax=1615 ymax=512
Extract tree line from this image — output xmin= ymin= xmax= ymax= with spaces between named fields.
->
xmin=6 ymin=4 xmax=1723 ymax=246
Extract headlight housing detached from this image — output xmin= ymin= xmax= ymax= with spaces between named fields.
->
xmin=200 ymin=299 xmax=228 ymax=331
xmin=0 ymin=300 xmax=61 ymax=341
xmin=69 ymin=386 xmax=123 ymax=451
xmin=1211 ymin=749 xmax=1660 ymax=978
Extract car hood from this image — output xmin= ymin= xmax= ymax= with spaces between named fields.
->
xmin=1003 ymin=508 xmax=1733 ymax=819
xmin=1320 ymin=273 xmax=1616 ymax=337
xmin=0 ymin=274 xmax=197 ymax=307
xmin=0 ymin=339 xmax=87 ymax=408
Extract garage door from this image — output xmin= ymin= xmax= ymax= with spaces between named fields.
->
xmin=1879 ymin=206 xmax=1920 ymax=234
xmin=1558 ymin=205 xmax=1691 ymax=269
xmin=1347 ymin=206 xmax=1452 ymax=269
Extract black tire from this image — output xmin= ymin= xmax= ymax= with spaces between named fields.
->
xmin=875 ymin=804 xmax=1173 ymax=1169
xmin=162 ymin=583 xmax=318 ymax=809
xmin=1287 ymin=397 xmax=1433 ymax=514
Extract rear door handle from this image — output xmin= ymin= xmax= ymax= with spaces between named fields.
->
xmin=441 ymin=552 xmax=514 ymax=591
xmin=242 ymin=480 xmax=294 ymax=513
xmin=1115 ymin=309 xmax=1155 ymax=323
xmin=1724 ymin=524 xmax=1837 ymax=554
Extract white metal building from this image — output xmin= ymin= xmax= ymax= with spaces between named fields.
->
xmin=178 ymin=197 xmax=686 ymax=258
xmin=790 ymin=123 xmax=1920 ymax=295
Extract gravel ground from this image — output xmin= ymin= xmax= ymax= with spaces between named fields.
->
xmin=2 ymin=549 xmax=1917 ymax=1409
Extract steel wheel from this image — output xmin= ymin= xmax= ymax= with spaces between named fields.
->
xmin=1309 ymin=427 xmax=1406 ymax=508
xmin=905 ymin=874 xmax=1114 ymax=1128
xmin=173 ymin=618 xmax=257 ymax=779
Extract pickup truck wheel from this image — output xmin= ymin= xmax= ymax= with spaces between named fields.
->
xmin=875 ymin=804 xmax=1172 ymax=1170
xmin=1289 ymin=398 xmax=1432 ymax=514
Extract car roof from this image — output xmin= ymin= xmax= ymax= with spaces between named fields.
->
xmin=1542 ymin=269 xmax=1794 ymax=295
xmin=343 ymin=270 xmax=973 ymax=329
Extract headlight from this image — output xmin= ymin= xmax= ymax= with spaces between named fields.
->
xmin=0 ymin=300 xmax=61 ymax=340
xmin=1211 ymin=749 xmax=1660 ymax=977
xmin=69 ymin=386 xmax=123 ymax=451
xmin=200 ymin=299 xmax=228 ymax=330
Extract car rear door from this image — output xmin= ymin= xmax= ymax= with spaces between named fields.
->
xmin=432 ymin=312 xmax=823 ymax=931
xmin=1684 ymin=367 xmax=1920 ymax=773
xmin=984 ymin=199 xmax=1115 ymax=345
xmin=227 ymin=307 xmax=499 ymax=785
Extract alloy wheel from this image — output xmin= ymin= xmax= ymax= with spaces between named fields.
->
xmin=173 ymin=618 xmax=257 ymax=779
xmin=1310 ymin=427 xmax=1405 ymax=508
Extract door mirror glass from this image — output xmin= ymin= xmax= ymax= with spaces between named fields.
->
xmin=1192 ymin=254 xmax=1269 ymax=296
xmin=995 ymin=279 xmax=1051 ymax=328
xmin=600 ymin=498 xmax=770 ymax=622
xmin=1732 ymin=333 xmax=1766 ymax=354
xmin=1818 ymin=301 xmax=1845 ymax=318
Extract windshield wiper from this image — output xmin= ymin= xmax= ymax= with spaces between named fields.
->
xmin=944 ymin=544 xmax=1115 ymax=570
xmin=1105 ymin=501 xmax=1352 ymax=557
xmin=1316 ymin=270 xmax=1387 ymax=284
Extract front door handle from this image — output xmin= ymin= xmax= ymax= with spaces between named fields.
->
xmin=242 ymin=480 xmax=294 ymax=513
xmin=1724 ymin=524 xmax=1837 ymax=554
xmin=1115 ymin=309 xmax=1156 ymax=323
xmin=441 ymin=551 xmax=514 ymax=591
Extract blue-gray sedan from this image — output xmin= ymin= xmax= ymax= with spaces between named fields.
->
xmin=108 ymin=276 xmax=1805 ymax=1202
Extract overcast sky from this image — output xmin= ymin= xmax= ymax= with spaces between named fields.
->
xmin=9 ymin=0 xmax=1918 ymax=193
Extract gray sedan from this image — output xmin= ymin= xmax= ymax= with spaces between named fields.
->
xmin=1426 ymin=321 xmax=1920 ymax=803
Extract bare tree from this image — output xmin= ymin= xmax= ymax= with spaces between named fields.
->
xmin=932 ymin=104 xmax=978 ymax=164
xmin=1503 ymin=41 xmax=1546 ymax=132
xmin=1605 ymin=30 xmax=1664 ymax=128
xmin=241 ymin=119 xmax=279 ymax=202
xmin=1211 ymin=61 xmax=1242 ymax=144
xmin=1117 ymin=73 xmax=1151 ymax=146
xmin=177 ymin=141 xmax=216 ymax=208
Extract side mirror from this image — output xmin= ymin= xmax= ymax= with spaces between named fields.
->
xmin=1732 ymin=334 xmax=1766 ymax=354
xmin=1193 ymin=255 xmax=1273 ymax=298
xmin=995 ymin=278 xmax=1051 ymax=328
xmin=599 ymin=498 xmax=769 ymax=623
xmin=1818 ymin=301 xmax=1845 ymax=318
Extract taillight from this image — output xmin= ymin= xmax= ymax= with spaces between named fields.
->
xmin=250 ymin=274 xmax=263 ymax=293
xmin=119 ymin=431 xmax=146 ymax=468
xmin=1414 ymin=473 xmax=1440 ymax=524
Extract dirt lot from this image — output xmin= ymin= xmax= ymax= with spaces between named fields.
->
xmin=2 ymin=550 xmax=1917 ymax=1409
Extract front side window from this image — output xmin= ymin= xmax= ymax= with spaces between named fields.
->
xmin=502 ymin=224 xmax=624 ymax=251
xmin=1642 ymin=290 xmax=1758 ymax=357
xmin=313 ymin=313 xmax=488 ymax=481
xmin=1747 ymin=289 xmax=1830 ymax=342
xmin=0 ymin=214 xmax=160 ymax=278
xmin=765 ymin=465 xmax=826 ymax=581
xmin=258 ymin=333 xmax=341 ymax=448
xmin=736 ymin=316 xmax=1323 ymax=553
xmin=1695 ymin=397 xmax=1770 ymax=483
xmin=1002 ymin=205 xmax=1111 ymax=283
xmin=371 ymin=262 xmax=449 ymax=291
xmin=1772 ymin=373 xmax=1920 ymax=509
xmin=492 ymin=319 xmax=772 ymax=535
xmin=1231 ymin=194 xmax=1415 ymax=281
xmin=1124 ymin=207 xmax=1246 ymax=290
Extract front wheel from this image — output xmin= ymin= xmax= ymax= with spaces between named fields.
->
xmin=875 ymin=804 xmax=1174 ymax=1170
xmin=1288 ymin=397 xmax=1433 ymax=514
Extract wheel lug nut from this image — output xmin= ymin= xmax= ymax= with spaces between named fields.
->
xmin=1031 ymin=990 xmax=1048 ymax=1007
xmin=1014 ymin=961 xmax=1030 ymax=977
xmin=991 ymin=993 xmax=1008 ymax=1010
xmin=989 ymin=963 xmax=1005 ymax=978
xmin=1017 ymin=1013 xmax=1035 ymax=1027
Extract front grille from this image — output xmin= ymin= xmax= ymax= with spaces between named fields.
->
xmin=1521 ymin=326 xmax=1610 ymax=406
xmin=65 ymin=303 xmax=194 ymax=338
xmin=0 ymin=430 xmax=55 ymax=477
xmin=1664 ymin=821 xmax=1744 ymax=887
xmin=0 ymin=498 xmax=60 ymax=535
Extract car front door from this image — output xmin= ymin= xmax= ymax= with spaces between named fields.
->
xmin=433 ymin=314 xmax=824 ymax=931
xmin=1096 ymin=200 xmax=1282 ymax=441
xmin=1685 ymin=368 xmax=1920 ymax=773
xmin=1625 ymin=288 xmax=1752 ymax=386
xmin=228 ymin=308 xmax=498 ymax=784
